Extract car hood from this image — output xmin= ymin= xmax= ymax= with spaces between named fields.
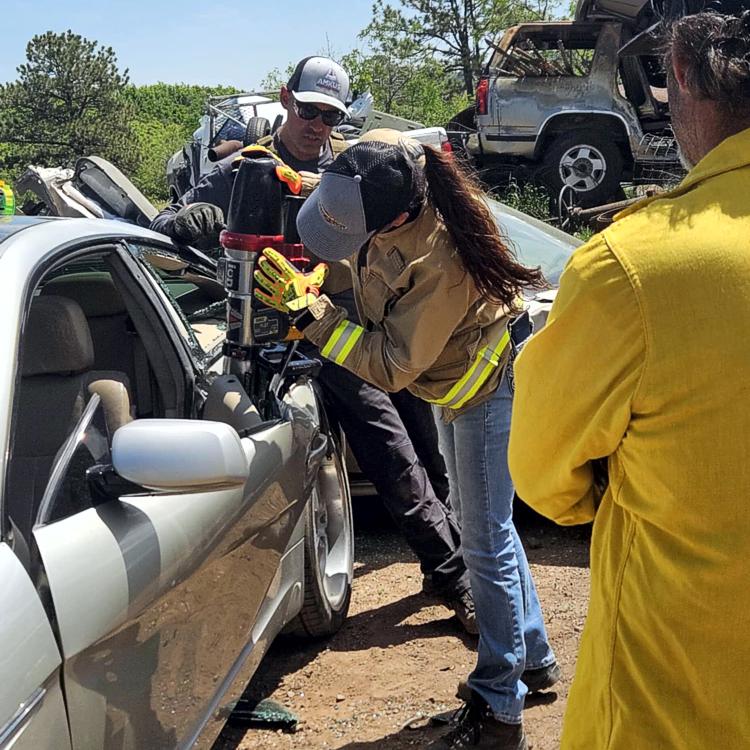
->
xmin=15 ymin=157 xmax=215 ymax=277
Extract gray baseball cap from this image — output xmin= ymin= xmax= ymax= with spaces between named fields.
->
xmin=287 ymin=56 xmax=350 ymax=115
xmin=297 ymin=142 xmax=421 ymax=261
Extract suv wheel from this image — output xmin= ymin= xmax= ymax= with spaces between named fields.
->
xmin=540 ymin=130 xmax=624 ymax=208
xmin=293 ymin=433 xmax=353 ymax=638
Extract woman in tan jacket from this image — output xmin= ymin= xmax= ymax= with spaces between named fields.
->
xmin=256 ymin=134 xmax=558 ymax=749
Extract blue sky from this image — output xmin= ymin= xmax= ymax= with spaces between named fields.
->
xmin=1 ymin=0 xmax=376 ymax=88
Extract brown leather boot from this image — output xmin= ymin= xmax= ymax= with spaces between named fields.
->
xmin=445 ymin=589 xmax=479 ymax=636
xmin=428 ymin=693 xmax=527 ymax=749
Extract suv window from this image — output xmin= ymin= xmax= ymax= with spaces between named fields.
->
xmin=493 ymin=27 xmax=598 ymax=78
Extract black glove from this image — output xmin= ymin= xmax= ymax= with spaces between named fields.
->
xmin=173 ymin=202 xmax=225 ymax=244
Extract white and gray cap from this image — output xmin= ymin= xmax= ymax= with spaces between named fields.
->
xmin=287 ymin=56 xmax=351 ymax=115
xmin=297 ymin=138 xmax=425 ymax=262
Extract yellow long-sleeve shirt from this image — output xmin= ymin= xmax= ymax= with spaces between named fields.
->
xmin=509 ymin=128 xmax=750 ymax=749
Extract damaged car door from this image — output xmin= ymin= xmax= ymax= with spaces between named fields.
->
xmin=1 ymin=229 xmax=310 ymax=750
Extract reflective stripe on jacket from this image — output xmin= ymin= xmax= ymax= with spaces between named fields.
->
xmin=302 ymin=203 xmax=514 ymax=416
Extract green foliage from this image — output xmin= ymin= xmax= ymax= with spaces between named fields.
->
xmin=123 ymin=82 xmax=240 ymax=202
xmin=260 ymin=65 xmax=296 ymax=92
xmin=0 ymin=30 xmax=135 ymax=175
xmin=130 ymin=119 xmax=185 ymax=204
xmin=124 ymin=82 xmax=239 ymax=133
xmin=343 ymin=49 xmax=470 ymax=126
xmin=574 ymin=225 xmax=595 ymax=241
xmin=493 ymin=179 xmax=552 ymax=221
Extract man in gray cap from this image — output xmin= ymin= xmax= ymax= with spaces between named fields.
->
xmin=151 ymin=57 xmax=352 ymax=251
xmin=150 ymin=59 xmax=476 ymax=634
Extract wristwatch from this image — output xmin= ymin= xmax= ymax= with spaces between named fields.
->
xmin=293 ymin=294 xmax=330 ymax=330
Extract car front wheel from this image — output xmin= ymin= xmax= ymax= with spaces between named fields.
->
xmin=294 ymin=434 xmax=353 ymax=638
xmin=540 ymin=130 xmax=624 ymax=208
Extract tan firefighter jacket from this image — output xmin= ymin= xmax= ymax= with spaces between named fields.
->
xmin=257 ymin=132 xmax=352 ymax=294
xmin=302 ymin=202 xmax=516 ymax=416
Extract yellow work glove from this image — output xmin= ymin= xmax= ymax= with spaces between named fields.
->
xmin=254 ymin=248 xmax=328 ymax=313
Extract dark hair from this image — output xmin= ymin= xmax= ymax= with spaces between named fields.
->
xmin=665 ymin=9 xmax=750 ymax=114
xmin=421 ymin=147 xmax=546 ymax=307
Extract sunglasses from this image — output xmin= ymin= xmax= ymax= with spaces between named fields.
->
xmin=291 ymin=96 xmax=347 ymax=127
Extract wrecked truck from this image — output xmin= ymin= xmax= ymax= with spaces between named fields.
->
xmin=461 ymin=0 xmax=684 ymax=206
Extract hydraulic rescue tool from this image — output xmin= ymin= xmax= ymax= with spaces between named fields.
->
xmin=217 ymin=146 xmax=324 ymax=418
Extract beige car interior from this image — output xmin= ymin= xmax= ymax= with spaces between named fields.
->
xmin=8 ymin=295 xmax=132 ymax=542
xmin=7 ymin=247 xmax=189 ymax=548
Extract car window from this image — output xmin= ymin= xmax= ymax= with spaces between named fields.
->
xmin=36 ymin=394 xmax=110 ymax=527
xmin=129 ymin=242 xmax=226 ymax=362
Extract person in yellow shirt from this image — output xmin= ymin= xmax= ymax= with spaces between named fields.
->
xmin=508 ymin=1 xmax=750 ymax=748
xmin=255 ymin=131 xmax=558 ymax=749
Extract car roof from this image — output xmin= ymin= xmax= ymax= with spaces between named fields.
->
xmin=0 ymin=216 xmax=53 ymax=248
xmin=0 ymin=216 xmax=177 ymax=264
xmin=575 ymin=0 xmax=649 ymax=22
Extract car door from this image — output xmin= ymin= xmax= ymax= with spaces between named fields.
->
xmin=0 ymin=541 xmax=72 ymax=750
xmin=5 ymin=239 xmax=309 ymax=750
xmin=30 ymin=398 xmax=304 ymax=750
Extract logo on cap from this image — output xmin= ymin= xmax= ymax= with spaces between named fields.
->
xmin=316 ymin=69 xmax=341 ymax=94
xmin=319 ymin=202 xmax=347 ymax=230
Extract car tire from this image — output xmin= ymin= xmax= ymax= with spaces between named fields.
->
xmin=539 ymin=130 xmax=624 ymax=208
xmin=243 ymin=117 xmax=272 ymax=146
xmin=293 ymin=432 xmax=353 ymax=638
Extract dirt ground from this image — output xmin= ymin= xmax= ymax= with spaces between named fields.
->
xmin=213 ymin=507 xmax=591 ymax=750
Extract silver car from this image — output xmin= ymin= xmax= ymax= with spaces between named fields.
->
xmin=0 ymin=216 xmax=353 ymax=749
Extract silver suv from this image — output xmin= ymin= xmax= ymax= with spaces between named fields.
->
xmin=463 ymin=0 xmax=683 ymax=206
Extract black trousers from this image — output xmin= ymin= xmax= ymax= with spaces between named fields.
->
xmin=315 ymin=357 xmax=469 ymax=595
xmin=301 ymin=290 xmax=468 ymax=595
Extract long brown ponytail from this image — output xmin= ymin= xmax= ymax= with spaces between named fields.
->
xmin=422 ymin=146 xmax=546 ymax=307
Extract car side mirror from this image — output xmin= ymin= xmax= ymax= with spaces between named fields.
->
xmin=112 ymin=419 xmax=249 ymax=491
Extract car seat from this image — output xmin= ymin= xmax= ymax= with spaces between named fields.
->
xmin=7 ymin=295 xmax=132 ymax=543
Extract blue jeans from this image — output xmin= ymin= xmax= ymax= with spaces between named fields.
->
xmin=434 ymin=369 xmax=555 ymax=723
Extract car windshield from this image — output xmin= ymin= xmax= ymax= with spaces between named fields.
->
xmin=487 ymin=198 xmax=580 ymax=287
